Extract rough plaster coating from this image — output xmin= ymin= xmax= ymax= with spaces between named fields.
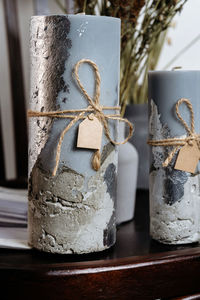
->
xmin=149 ymin=100 xmax=200 ymax=244
xmin=28 ymin=147 xmax=117 ymax=254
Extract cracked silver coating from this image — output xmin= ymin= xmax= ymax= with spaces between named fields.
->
xmin=29 ymin=16 xmax=71 ymax=176
xmin=149 ymin=100 xmax=200 ymax=244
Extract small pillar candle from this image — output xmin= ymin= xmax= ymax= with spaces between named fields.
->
xmin=148 ymin=70 xmax=200 ymax=244
xmin=28 ymin=15 xmax=120 ymax=254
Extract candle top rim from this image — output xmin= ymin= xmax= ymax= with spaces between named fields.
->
xmin=31 ymin=14 xmax=120 ymax=21
xmin=149 ymin=70 xmax=200 ymax=74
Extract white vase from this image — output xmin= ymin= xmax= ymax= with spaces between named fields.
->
xmin=116 ymin=122 xmax=139 ymax=225
xmin=125 ymin=104 xmax=149 ymax=189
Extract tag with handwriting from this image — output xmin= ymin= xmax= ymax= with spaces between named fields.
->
xmin=174 ymin=141 xmax=200 ymax=173
xmin=77 ymin=114 xmax=103 ymax=150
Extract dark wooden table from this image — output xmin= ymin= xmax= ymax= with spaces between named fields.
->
xmin=1 ymin=190 xmax=200 ymax=300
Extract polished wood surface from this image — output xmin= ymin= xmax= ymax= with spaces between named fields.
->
xmin=171 ymin=294 xmax=200 ymax=300
xmin=1 ymin=190 xmax=200 ymax=299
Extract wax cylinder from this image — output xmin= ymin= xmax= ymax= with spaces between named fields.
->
xmin=148 ymin=70 xmax=200 ymax=244
xmin=28 ymin=15 xmax=120 ymax=254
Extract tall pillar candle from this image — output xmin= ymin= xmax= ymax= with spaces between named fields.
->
xmin=148 ymin=70 xmax=200 ymax=244
xmin=28 ymin=15 xmax=121 ymax=254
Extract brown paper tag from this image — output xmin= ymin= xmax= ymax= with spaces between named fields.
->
xmin=174 ymin=141 xmax=200 ymax=173
xmin=77 ymin=114 xmax=103 ymax=150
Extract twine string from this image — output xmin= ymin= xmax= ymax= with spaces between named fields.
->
xmin=148 ymin=98 xmax=200 ymax=167
xmin=175 ymin=98 xmax=195 ymax=136
xmin=28 ymin=58 xmax=133 ymax=176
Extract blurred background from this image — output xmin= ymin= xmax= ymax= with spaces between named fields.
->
xmin=0 ymin=0 xmax=200 ymax=181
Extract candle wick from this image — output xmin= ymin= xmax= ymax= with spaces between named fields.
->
xmin=172 ymin=66 xmax=182 ymax=71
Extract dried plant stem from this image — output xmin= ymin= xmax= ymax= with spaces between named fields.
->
xmin=55 ymin=0 xmax=67 ymax=13
xmin=83 ymin=0 xmax=87 ymax=13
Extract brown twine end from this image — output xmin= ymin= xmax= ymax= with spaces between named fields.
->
xmin=92 ymin=149 xmax=101 ymax=171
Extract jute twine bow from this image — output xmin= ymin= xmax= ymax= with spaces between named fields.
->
xmin=28 ymin=59 xmax=133 ymax=176
xmin=148 ymin=98 xmax=200 ymax=167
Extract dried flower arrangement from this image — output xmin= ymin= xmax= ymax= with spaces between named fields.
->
xmin=56 ymin=0 xmax=188 ymax=115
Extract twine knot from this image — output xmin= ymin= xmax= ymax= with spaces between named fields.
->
xmin=148 ymin=98 xmax=200 ymax=168
xmin=28 ymin=59 xmax=133 ymax=176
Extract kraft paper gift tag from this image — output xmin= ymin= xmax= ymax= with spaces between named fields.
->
xmin=174 ymin=141 xmax=200 ymax=173
xmin=77 ymin=114 xmax=103 ymax=150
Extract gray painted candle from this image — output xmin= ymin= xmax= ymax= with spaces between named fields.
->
xmin=28 ymin=15 xmax=121 ymax=254
xmin=148 ymin=70 xmax=200 ymax=244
